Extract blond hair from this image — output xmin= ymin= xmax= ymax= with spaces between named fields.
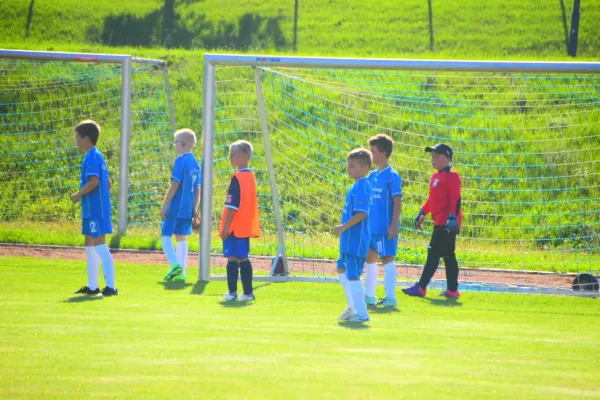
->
xmin=348 ymin=148 xmax=372 ymax=168
xmin=173 ymin=128 xmax=197 ymax=149
xmin=229 ymin=140 xmax=253 ymax=158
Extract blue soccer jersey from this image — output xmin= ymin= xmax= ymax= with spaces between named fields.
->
xmin=80 ymin=147 xmax=111 ymax=220
xmin=168 ymin=152 xmax=201 ymax=219
xmin=340 ymin=177 xmax=372 ymax=258
xmin=368 ymin=166 xmax=402 ymax=235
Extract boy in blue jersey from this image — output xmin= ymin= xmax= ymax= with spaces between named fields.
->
xmin=335 ymin=148 xmax=373 ymax=323
xmin=364 ymin=134 xmax=403 ymax=307
xmin=70 ymin=120 xmax=117 ymax=297
xmin=161 ymin=129 xmax=202 ymax=282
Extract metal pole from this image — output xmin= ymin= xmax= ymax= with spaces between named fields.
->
xmin=254 ymin=68 xmax=289 ymax=275
xmin=568 ymin=0 xmax=581 ymax=57
xmin=0 ymin=49 xmax=128 ymax=63
xmin=427 ymin=0 xmax=434 ymax=51
xmin=162 ymin=66 xmax=177 ymax=132
xmin=293 ymin=0 xmax=299 ymax=52
xmin=203 ymin=53 xmax=600 ymax=73
xmin=117 ymin=56 xmax=132 ymax=235
xmin=117 ymin=57 xmax=131 ymax=235
xmin=199 ymin=61 xmax=217 ymax=282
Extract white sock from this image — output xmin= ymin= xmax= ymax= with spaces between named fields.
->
xmin=95 ymin=244 xmax=115 ymax=289
xmin=350 ymin=280 xmax=369 ymax=319
xmin=161 ymin=236 xmax=178 ymax=266
xmin=176 ymin=240 xmax=189 ymax=275
xmin=383 ymin=261 xmax=397 ymax=300
xmin=339 ymin=273 xmax=354 ymax=309
xmin=365 ymin=262 xmax=378 ymax=297
xmin=84 ymin=246 xmax=100 ymax=290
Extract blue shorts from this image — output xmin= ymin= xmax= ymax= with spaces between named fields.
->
xmin=161 ymin=217 xmax=192 ymax=236
xmin=369 ymin=234 xmax=399 ymax=257
xmin=82 ymin=218 xmax=113 ymax=238
xmin=223 ymin=235 xmax=250 ymax=259
xmin=337 ymin=254 xmax=365 ymax=281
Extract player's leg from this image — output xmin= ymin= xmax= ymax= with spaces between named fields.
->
xmin=440 ymin=231 xmax=460 ymax=298
xmin=74 ymin=226 xmax=101 ymax=295
xmin=364 ymin=242 xmax=379 ymax=305
xmin=222 ymin=236 xmax=240 ymax=300
xmin=337 ymin=255 xmax=356 ymax=320
xmin=92 ymin=219 xmax=117 ymax=296
xmin=377 ymin=235 xmax=399 ymax=306
xmin=173 ymin=219 xmax=192 ymax=281
xmin=347 ymin=256 xmax=369 ymax=322
xmin=236 ymin=238 xmax=255 ymax=301
xmin=161 ymin=218 xmax=181 ymax=281
xmin=403 ymin=228 xmax=444 ymax=297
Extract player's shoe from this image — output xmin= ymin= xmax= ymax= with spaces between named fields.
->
xmin=238 ymin=293 xmax=255 ymax=302
xmin=73 ymin=286 xmax=100 ymax=295
xmin=100 ymin=287 xmax=118 ymax=297
xmin=172 ymin=274 xmax=187 ymax=282
xmin=365 ymin=295 xmax=377 ymax=306
xmin=439 ymin=289 xmax=460 ymax=298
xmin=402 ymin=284 xmax=427 ymax=297
xmin=163 ymin=264 xmax=183 ymax=281
xmin=338 ymin=308 xmax=357 ymax=321
xmin=222 ymin=292 xmax=237 ymax=301
xmin=348 ymin=314 xmax=370 ymax=323
xmin=376 ymin=297 xmax=398 ymax=307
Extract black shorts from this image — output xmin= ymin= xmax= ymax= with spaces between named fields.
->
xmin=428 ymin=226 xmax=456 ymax=258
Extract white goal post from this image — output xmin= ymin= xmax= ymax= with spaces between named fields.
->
xmin=0 ymin=49 xmax=176 ymax=234
xmin=199 ymin=53 xmax=600 ymax=284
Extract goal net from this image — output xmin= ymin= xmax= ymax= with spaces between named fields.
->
xmin=0 ymin=50 xmax=175 ymax=235
xmin=200 ymin=55 xmax=600 ymax=292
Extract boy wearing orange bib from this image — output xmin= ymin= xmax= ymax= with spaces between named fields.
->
xmin=219 ymin=140 xmax=261 ymax=302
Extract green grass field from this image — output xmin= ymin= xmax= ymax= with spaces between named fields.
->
xmin=0 ymin=255 xmax=599 ymax=399
xmin=1 ymin=2 xmax=600 ymax=399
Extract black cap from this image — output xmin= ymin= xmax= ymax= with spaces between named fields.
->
xmin=425 ymin=143 xmax=453 ymax=160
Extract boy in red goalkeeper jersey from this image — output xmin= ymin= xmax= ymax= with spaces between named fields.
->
xmin=403 ymin=143 xmax=462 ymax=298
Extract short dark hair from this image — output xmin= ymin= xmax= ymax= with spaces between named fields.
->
xmin=348 ymin=148 xmax=372 ymax=168
xmin=368 ymin=134 xmax=394 ymax=158
xmin=75 ymin=120 xmax=101 ymax=145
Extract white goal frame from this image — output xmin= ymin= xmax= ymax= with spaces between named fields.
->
xmin=199 ymin=53 xmax=600 ymax=283
xmin=0 ymin=49 xmax=177 ymax=234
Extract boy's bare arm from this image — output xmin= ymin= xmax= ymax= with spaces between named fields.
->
xmin=388 ymin=196 xmax=403 ymax=239
xmin=70 ymin=176 xmax=99 ymax=203
xmin=220 ymin=208 xmax=236 ymax=240
xmin=193 ymin=186 xmax=202 ymax=219
xmin=335 ymin=212 xmax=367 ymax=236
xmin=160 ymin=180 xmax=180 ymax=219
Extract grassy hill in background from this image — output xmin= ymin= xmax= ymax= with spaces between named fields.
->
xmin=1 ymin=0 xmax=600 ymax=58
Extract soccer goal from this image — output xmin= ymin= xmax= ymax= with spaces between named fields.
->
xmin=0 ymin=49 xmax=176 ymax=235
xmin=200 ymin=54 xmax=600 ymax=293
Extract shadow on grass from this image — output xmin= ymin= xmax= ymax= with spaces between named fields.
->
xmin=191 ymin=280 xmax=209 ymax=295
xmin=369 ymin=305 xmax=401 ymax=314
xmin=109 ymin=234 xmax=122 ymax=249
xmin=219 ymin=300 xmax=254 ymax=308
xmin=63 ymin=295 xmax=103 ymax=303
xmin=423 ymin=297 xmax=463 ymax=307
xmin=157 ymin=281 xmax=193 ymax=291
xmin=252 ymin=282 xmax=271 ymax=291
xmin=337 ymin=321 xmax=370 ymax=330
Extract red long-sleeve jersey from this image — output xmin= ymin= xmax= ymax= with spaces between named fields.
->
xmin=421 ymin=166 xmax=462 ymax=227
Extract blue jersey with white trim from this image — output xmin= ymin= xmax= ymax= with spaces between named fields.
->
xmin=368 ymin=166 xmax=402 ymax=234
xmin=168 ymin=153 xmax=201 ymax=219
xmin=340 ymin=177 xmax=372 ymax=257
xmin=80 ymin=147 xmax=111 ymax=220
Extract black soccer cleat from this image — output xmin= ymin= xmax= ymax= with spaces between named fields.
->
xmin=73 ymin=286 xmax=101 ymax=295
xmin=100 ymin=287 xmax=118 ymax=297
